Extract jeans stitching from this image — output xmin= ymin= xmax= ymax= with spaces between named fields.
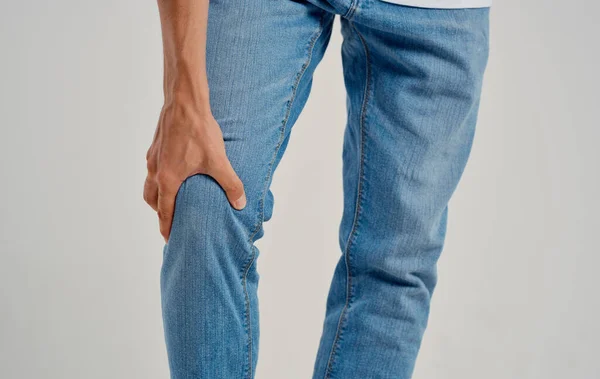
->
xmin=323 ymin=21 xmax=371 ymax=379
xmin=241 ymin=11 xmax=328 ymax=379
xmin=180 ymin=180 xmax=191 ymax=377
xmin=343 ymin=0 xmax=359 ymax=19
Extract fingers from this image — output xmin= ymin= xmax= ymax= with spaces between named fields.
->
xmin=143 ymin=170 xmax=179 ymax=242
xmin=207 ymin=155 xmax=246 ymax=210
xmin=144 ymin=143 xmax=245 ymax=243
xmin=157 ymin=173 xmax=180 ymax=242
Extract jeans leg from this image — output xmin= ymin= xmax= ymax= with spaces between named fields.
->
xmin=313 ymin=5 xmax=490 ymax=379
xmin=160 ymin=2 xmax=334 ymax=378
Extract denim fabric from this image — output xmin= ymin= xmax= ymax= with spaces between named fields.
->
xmin=378 ymin=0 xmax=492 ymax=8
xmin=160 ymin=1 xmax=489 ymax=378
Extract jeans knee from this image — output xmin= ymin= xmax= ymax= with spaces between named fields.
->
xmin=164 ymin=173 xmax=260 ymax=268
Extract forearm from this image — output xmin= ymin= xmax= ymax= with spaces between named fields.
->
xmin=157 ymin=0 xmax=210 ymax=110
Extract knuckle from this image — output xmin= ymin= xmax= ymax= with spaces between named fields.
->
xmin=225 ymin=180 xmax=243 ymax=194
xmin=146 ymin=160 xmax=156 ymax=172
xmin=157 ymin=210 xmax=169 ymax=221
xmin=143 ymin=184 xmax=156 ymax=205
xmin=146 ymin=147 xmax=154 ymax=161
xmin=156 ymin=171 xmax=174 ymax=186
xmin=225 ymin=186 xmax=243 ymax=197
xmin=205 ymin=152 xmax=226 ymax=170
xmin=204 ymin=158 xmax=218 ymax=172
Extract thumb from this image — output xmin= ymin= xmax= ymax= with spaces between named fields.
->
xmin=208 ymin=157 xmax=246 ymax=210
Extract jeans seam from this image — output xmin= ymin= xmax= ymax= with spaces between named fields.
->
xmin=323 ymin=21 xmax=371 ymax=379
xmin=343 ymin=0 xmax=359 ymax=19
xmin=240 ymin=11 xmax=328 ymax=379
xmin=180 ymin=180 xmax=191 ymax=378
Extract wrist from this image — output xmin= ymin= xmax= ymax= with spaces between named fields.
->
xmin=163 ymin=76 xmax=211 ymax=115
xmin=163 ymin=53 xmax=209 ymax=101
xmin=162 ymin=88 xmax=213 ymax=123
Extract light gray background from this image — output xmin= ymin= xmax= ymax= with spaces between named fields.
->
xmin=1 ymin=1 xmax=599 ymax=378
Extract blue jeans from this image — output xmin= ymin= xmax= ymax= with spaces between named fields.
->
xmin=160 ymin=1 xmax=489 ymax=378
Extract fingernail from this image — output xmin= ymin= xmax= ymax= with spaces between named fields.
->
xmin=233 ymin=193 xmax=247 ymax=210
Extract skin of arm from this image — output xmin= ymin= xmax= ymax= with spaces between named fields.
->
xmin=144 ymin=0 xmax=246 ymax=242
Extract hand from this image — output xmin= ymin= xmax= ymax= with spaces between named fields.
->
xmin=144 ymin=100 xmax=246 ymax=242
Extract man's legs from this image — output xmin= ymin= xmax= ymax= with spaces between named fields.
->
xmin=160 ymin=1 xmax=334 ymax=378
xmin=313 ymin=3 xmax=489 ymax=378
